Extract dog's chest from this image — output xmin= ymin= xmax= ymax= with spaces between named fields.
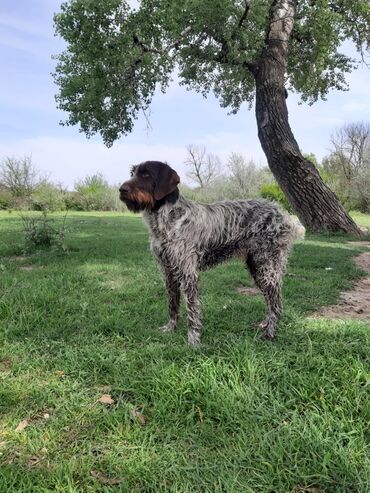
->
xmin=144 ymin=207 xmax=186 ymax=247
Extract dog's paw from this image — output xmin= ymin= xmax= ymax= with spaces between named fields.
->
xmin=250 ymin=319 xmax=268 ymax=331
xmin=261 ymin=325 xmax=277 ymax=341
xmin=188 ymin=330 xmax=201 ymax=347
xmin=159 ymin=321 xmax=176 ymax=333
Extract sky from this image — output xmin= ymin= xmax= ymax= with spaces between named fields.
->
xmin=0 ymin=0 xmax=369 ymax=189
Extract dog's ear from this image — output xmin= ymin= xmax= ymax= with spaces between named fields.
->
xmin=154 ymin=165 xmax=180 ymax=201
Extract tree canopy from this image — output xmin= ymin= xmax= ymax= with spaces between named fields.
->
xmin=54 ymin=0 xmax=370 ymax=147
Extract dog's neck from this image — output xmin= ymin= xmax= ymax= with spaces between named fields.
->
xmin=143 ymin=189 xmax=186 ymax=234
xmin=152 ymin=188 xmax=180 ymax=212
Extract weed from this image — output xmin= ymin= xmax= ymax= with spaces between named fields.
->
xmin=20 ymin=211 xmax=67 ymax=253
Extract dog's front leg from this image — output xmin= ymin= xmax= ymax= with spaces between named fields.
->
xmin=181 ymin=269 xmax=202 ymax=347
xmin=160 ymin=266 xmax=181 ymax=332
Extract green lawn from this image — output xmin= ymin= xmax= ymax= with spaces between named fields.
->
xmin=0 ymin=211 xmax=369 ymax=492
xmin=351 ymin=211 xmax=370 ymax=229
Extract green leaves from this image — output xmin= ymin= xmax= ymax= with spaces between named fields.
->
xmin=54 ymin=0 xmax=173 ymax=146
xmin=53 ymin=0 xmax=370 ymax=145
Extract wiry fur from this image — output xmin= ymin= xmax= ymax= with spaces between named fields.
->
xmin=120 ymin=161 xmax=304 ymax=346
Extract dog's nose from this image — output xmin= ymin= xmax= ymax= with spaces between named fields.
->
xmin=119 ymin=185 xmax=130 ymax=194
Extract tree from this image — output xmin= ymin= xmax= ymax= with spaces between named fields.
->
xmin=323 ymin=122 xmax=370 ymax=211
xmin=326 ymin=122 xmax=370 ymax=181
xmin=74 ymin=172 xmax=119 ymax=210
xmin=185 ymin=145 xmax=221 ymax=188
xmin=0 ymin=156 xmax=42 ymax=197
xmin=227 ymin=153 xmax=270 ymax=198
xmin=53 ymin=0 xmax=370 ymax=233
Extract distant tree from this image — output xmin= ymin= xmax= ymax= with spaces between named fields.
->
xmin=31 ymin=182 xmax=67 ymax=212
xmin=185 ymin=145 xmax=221 ymax=188
xmin=324 ymin=122 xmax=370 ymax=181
xmin=54 ymin=0 xmax=370 ymax=233
xmin=323 ymin=122 xmax=370 ymax=211
xmin=227 ymin=153 xmax=270 ymax=198
xmin=74 ymin=172 xmax=120 ymax=211
xmin=75 ymin=172 xmax=109 ymax=195
xmin=0 ymin=156 xmax=42 ymax=197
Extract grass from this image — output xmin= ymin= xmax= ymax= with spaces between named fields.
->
xmin=351 ymin=211 xmax=370 ymax=229
xmin=0 ymin=210 xmax=369 ymax=493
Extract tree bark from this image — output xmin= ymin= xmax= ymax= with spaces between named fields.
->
xmin=252 ymin=0 xmax=361 ymax=234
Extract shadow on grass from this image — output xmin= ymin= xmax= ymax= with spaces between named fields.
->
xmin=0 ymin=213 xmax=369 ymax=491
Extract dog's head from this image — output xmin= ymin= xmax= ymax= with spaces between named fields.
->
xmin=119 ymin=161 xmax=180 ymax=212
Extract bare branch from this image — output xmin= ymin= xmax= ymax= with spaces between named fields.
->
xmin=328 ymin=122 xmax=370 ymax=180
xmin=185 ymin=145 xmax=221 ymax=188
xmin=0 ymin=155 xmax=43 ymax=197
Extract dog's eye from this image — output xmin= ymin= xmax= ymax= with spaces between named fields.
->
xmin=141 ymin=172 xmax=150 ymax=178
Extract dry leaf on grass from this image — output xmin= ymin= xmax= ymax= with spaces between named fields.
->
xmin=27 ymin=456 xmax=43 ymax=469
xmin=97 ymin=394 xmax=114 ymax=405
xmin=130 ymin=408 xmax=146 ymax=425
xmin=90 ymin=470 xmax=122 ymax=485
xmin=15 ymin=419 xmax=29 ymax=432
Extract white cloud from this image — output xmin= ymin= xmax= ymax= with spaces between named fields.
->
xmin=0 ymin=11 xmax=48 ymax=38
xmin=0 ymin=131 xmax=270 ymax=190
xmin=0 ymin=137 xmax=188 ymax=188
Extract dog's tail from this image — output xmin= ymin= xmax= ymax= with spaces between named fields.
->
xmin=287 ymin=215 xmax=306 ymax=242
xmin=275 ymin=209 xmax=305 ymax=252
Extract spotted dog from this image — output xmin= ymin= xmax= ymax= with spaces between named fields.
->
xmin=120 ymin=161 xmax=304 ymax=346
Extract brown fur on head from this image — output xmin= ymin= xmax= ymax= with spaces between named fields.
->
xmin=119 ymin=161 xmax=180 ymax=212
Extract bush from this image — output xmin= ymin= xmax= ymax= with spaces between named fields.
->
xmin=21 ymin=212 xmax=67 ymax=253
xmin=74 ymin=173 xmax=124 ymax=211
xmin=0 ymin=186 xmax=12 ymax=209
xmin=260 ymin=182 xmax=292 ymax=212
xmin=9 ymin=196 xmax=32 ymax=210
xmin=64 ymin=191 xmax=86 ymax=211
xmin=0 ymin=155 xmax=42 ymax=197
xmin=31 ymin=182 xmax=67 ymax=212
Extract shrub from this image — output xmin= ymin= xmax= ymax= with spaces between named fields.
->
xmin=260 ymin=182 xmax=292 ymax=212
xmin=64 ymin=191 xmax=86 ymax=211
xmin=0 ymin=186 xmax=12 ymax=209
xmin=31 ymin=182 xmax=67 ymax=212
xmin=9 ymin=196 xmax=32 ymax=210
xmin=74 ymin=173 xmax=109 ymax=210
xmin=0 ymin=155 xmax=42 ymax=197
xmin=21 ymin=212 xmax=67 ymax=253
xmin=74 ymin=173 xmax=124 ymax=211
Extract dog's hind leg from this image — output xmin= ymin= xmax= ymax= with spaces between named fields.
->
xmin=246 ymin=248 xmax=287 ymax=339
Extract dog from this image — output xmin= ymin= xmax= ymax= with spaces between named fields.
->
xmin=119 ymin=161 xmax=303 ymax=345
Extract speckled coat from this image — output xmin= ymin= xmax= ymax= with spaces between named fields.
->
xmin=143 ymin=194 xmax=304 ymax=345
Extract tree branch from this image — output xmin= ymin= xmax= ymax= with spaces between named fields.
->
xmin=133 ymin=26 xmax=192 ymax=55
xmin=237 ymin=1 xmax=250 ymax=29
xmin=260 ymin=0 xmax=298 ymax=68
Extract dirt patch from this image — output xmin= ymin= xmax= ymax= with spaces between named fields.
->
xmin=236 ymin=286 xmax=261 ymax=296
xmin=314 ymin=242 xmax=370 ymax=323
xmin=8 ymin=255 xmax=28 ymax=261
xmin=0 ymin=357 xmax=13 ymax=371
xmin=19 ymin=265 xmax=43 ymax=271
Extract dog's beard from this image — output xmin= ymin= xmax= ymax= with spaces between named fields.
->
xmin=120 ymin=190 xmax=155 ymax=212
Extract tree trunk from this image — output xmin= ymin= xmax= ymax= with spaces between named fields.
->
xmin=252 ymin=0 xmax=361 ymax=234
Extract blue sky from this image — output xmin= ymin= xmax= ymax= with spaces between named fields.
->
xmin=0 ymin=0 xmax=369 ymax=188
